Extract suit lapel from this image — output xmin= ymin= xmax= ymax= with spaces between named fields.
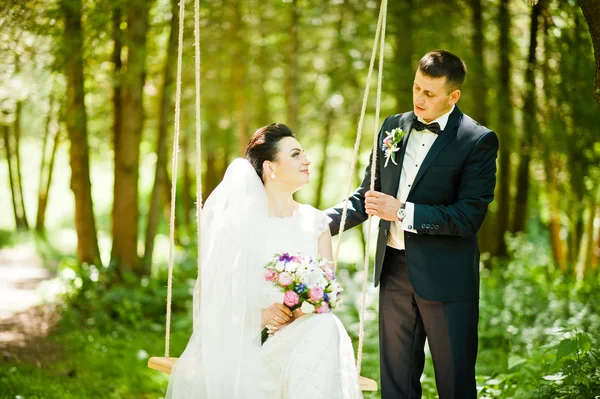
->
xmin=409 ymin=107 xmax=463 ymax=195
xmin=387 ymin=112 xmax=415 ymax=196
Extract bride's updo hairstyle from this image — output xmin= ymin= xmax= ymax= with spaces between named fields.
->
xmin=245 ymin=123 xmax=295 ymax=182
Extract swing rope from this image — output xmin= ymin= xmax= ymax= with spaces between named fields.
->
xmin=356 ymin=0 xmax=387 ymax=375
xmin=164 ymin=0 xmax=187 ymax=359
xmin=333 ymin=0 xmax=387 ymax=272
xmin=193 ymin=0 xmax=203 ymax=309
xmin=157 ymin=0 xmax=388 ymax=386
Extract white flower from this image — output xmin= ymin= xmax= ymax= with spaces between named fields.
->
xmin=299 ymin=269 xmax=324 ymax=287
xmin=329 ymin=291 xmax=338 ymax=303
xmin=301 ymin=302 xmax=315 ymax=314
xmin=285 ymin=261 xmax=299 ymax=273
xmin=275 ymin=261 xmax=285 ymax=272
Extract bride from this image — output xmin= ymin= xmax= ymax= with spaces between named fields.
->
xmin=166 ymin=123 xmax=363 ymax=398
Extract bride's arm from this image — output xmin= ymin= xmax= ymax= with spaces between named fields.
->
xmin=318 ymin=226 xmax=334 ymax=261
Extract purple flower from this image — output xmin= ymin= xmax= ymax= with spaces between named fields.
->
xmin=279 ymin=253 xmax=293 ymax=263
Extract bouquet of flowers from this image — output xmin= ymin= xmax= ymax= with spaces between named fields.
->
xmin=261 ymin=252 xmax=343 ymax=344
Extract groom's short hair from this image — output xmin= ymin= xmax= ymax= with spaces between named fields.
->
xmin=418 ymin=50 xmax=467 ymax=92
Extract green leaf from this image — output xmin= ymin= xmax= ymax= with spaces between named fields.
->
xmin=556 ymin=338 xmax=577 ymax=361
xmin=508 ymin=355 xmax=527 ymax=370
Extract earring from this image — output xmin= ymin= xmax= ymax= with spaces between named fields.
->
xmin=270 ymin=174 xmax=276 ymax=179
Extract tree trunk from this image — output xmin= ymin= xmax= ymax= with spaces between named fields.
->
xmin=2 ymin=125 xmax=22 ymax=229
xmin=255 ymin=0 xmax=272 ymax=127
xmin=36 ymin=100 xmax=60 ymax=233
xmin=13 ymin=100 xmax=29 ymax=229
xmin=511 ymin=1 xmax=541 ymax=233
xmin=582 ymin=199 xmax=597 ymax=276
xmin=577 ymin=0 xmax=600 ymax=103
xmin=144 ymin=0 xmax=177 ymax=267
xmin=112 ymin=1 xmax=123 ymax=172
xmin=543 ymin=153 xmax=567 ymax=272
xmin=470 ymin=0 xmax=488 ymax=126
xmin=591 ymin=206 xmax=600 ymax=274
xmin=286 ymin=0 xmax=299 ymax=132
xmin=231 ymin=0 xmax=248 ymax=156
xmin=181 ymin=132 xmax=193 ymax=238
xmin=61 ymin=0 xmax=102 ymax=266
xmin=389 ymin=0 xmax=415 ymax=112
xmin=314 ymin=108 xmax=334 ymax=209
xmin=495 ymin=0 xmax=514 ymax=256
xmin=111 ymin=0 xmax=151 ymax=275
xmin=540 ymin=14 xmax=567 ymax=273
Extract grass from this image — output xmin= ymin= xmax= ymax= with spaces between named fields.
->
xmin=0 ymin=324 xmax=193 ymax=399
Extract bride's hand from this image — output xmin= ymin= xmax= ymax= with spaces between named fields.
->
xmin=262 ymin=303 xmax=293 ymax=331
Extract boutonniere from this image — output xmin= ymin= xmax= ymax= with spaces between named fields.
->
xmin=381 ymin=128 xmax=407 ymax=167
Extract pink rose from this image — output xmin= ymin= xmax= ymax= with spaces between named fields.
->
xmin=278 ymin=272 xmax=294 ymax=286
xmin=309 ymin=287 xmax=324 ymax=301
xmin=316 ymin=303 xmax=330 ymax=314
xmin=264 ymin=270 xmax=276 ymax=282
xmin=283 ymin=291 xmax=299 ymax=307
xmin=325 ymin=270 xmax=334 ymax=280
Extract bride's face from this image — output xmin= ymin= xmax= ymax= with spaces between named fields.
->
xmin=265 ymin=137 xmax=311 ymax=189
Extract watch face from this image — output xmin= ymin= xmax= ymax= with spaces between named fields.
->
xmin=397 ymin=209 xmax=406 ymax=219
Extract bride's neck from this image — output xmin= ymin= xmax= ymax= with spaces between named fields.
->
xmin=265 ymin=187 xmax=296 ymax=218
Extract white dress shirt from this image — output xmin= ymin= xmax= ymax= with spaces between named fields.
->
xmin=387 ymin=105 xmax=455 ymax=250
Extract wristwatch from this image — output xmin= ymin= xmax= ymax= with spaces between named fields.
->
xmin=396 ymin=203 xmax=406 ymax=221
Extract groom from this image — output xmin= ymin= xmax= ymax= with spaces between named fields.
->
xmin=326 ymin=50 xmax=498 ymax=399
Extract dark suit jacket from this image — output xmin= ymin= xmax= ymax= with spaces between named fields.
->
xmin=326 ymin=106 xmax=499 ymax=302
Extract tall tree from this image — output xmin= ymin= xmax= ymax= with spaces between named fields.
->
xmin=389 ymin=0 xmax=415 ymax=112
xmin=512 ymin=1 xmax=542 ymax=233
xmin=495 ymin=0 xmax=514 ymax=256
xmin=231 ymin=0 xmax=249 ymax=156
xmin=2 ymin=124 xmax=24 ymax=229
xmin=11 ymin=66 xmax=29 ymax=230
xmin=577 ymin=0 xmax=600 ymax=103
xmin=61 ymin=0 xmax=102 ymax=265
xmin=112 ymin=1 xmax=123 ymax=178
xmin=144 ymin=0 xmax=178 ymax=267
xmin=286 ymin=0 xmax=299 ymax=132
xmin=35 ymin=97 xmax=61 ymax=233
xmin=111 ymin=0 xmax=152 ymax=275
xmin=469 ymin=0 xmax=488 ymax=126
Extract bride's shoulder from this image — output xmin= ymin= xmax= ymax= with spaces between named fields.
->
xmin=296 ymin=203 xmax=332 ymax=234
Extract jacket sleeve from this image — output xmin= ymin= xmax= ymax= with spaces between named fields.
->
xmin=413 ymin=130 xmax=499 ymax=237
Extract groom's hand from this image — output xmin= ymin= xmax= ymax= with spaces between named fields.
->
xmin=365 ymin=190 xmax=401 ymax=222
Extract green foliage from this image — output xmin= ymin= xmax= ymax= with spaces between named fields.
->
xmin=56 ymin=250 xmax=198 ymax=334
xmin=0 ymin=326 xmax=176 ymax=399
xmin=476 ymin=233 xmax=600 ymax=398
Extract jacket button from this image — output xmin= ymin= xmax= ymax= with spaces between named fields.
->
xmin=408 ymin=225 xmax=413 ymax=229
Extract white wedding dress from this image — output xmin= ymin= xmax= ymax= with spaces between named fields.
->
xmin=166 ymin=159 xmax=362 ymax=399
xmin=259 ymin=204 xmax=362 ymax=398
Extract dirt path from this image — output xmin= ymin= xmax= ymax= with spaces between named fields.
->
xmin=0 ymin=245 xmax=60 ymax=362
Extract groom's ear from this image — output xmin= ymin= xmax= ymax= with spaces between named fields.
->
xmin=448 ymin=89 xmax=461 ymax=105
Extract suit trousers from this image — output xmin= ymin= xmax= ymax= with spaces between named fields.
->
xmin=379 ymin=247 xmax=479 ymax=399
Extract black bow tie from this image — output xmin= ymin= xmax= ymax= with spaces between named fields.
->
xmin=414 ymin=120 xmax=442 ymax=134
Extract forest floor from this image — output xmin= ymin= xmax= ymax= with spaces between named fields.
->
xmin=0 ymin=245 xmax=61 ymax=368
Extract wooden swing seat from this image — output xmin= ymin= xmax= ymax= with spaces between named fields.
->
xmin=148 ymin=356 xmax=378 ymax=391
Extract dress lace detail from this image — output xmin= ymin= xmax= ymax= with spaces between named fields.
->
xmin=318 ymin=211 xmax=333 ymax=235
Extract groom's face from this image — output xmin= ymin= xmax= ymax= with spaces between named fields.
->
xmin=413 ymin=69 xmax=460 ymax=123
